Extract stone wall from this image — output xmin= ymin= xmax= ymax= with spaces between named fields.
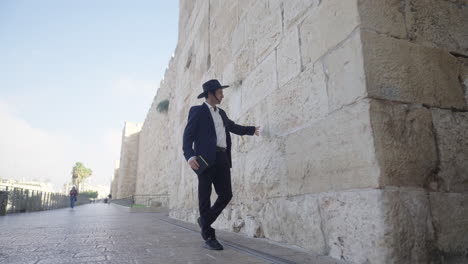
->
xmin=359 ymin=1 xmax=468 ymax=262
xmin=113 ymin=122 xmax=142 ymax=199
xmin=110 ymin=164 xmax=119 ymax=198
xmin=118 ymin=0 xmax=468 ymax=263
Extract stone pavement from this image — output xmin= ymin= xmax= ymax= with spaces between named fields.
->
xmin=0 ymin=204 xmax=348 ymax=264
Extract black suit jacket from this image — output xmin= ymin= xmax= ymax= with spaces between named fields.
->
xmin=183 ymin=103 xmax=255 ymax=168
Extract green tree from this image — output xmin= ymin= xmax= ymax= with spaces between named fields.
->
xmin=71 ymin=162 xmax=93 ymax=189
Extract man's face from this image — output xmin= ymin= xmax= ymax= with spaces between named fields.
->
xmin=211 ymin=89 xmax=224 ymax=104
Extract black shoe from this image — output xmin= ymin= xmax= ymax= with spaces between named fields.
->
xmin=204 ymin=238 xmax=223 ymax=250
xmin=197 ymin=217 xmax=208 ymax=241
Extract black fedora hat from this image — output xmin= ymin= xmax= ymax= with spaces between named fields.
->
xmin=197 ymin=79 xmax=229 ymax=99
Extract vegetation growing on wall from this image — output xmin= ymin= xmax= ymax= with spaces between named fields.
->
xmin=156 ymin=99 xmax=169 ymax=113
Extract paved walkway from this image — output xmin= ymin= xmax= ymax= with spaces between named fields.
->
xmin=0 ymin=204 xmax=346 ymax=264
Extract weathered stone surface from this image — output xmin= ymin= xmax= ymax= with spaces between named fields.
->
xmin=244 ymin=0 xmax=283 ymax=63
xmin=211 ymin=194 xmax=327 ymax=255
xmin=268 ymin=61 xmax=328 ymax=137
xmin=282 ymin=0 xmax=319 ymax=29
xmin=232 ymin=95 xmax=269 ymax=154
xmin=230 ymin=17 xmax=256 ymax=84
xmin=323 ymin=30 xmax=366 ymax=112
xmin=430 ymin=192 xmax=468 ymax=256
xmin=175 ymin=1 xmax=210 ymax=91
xmin=319 ymin=188 xmax=433 ymax=264
xmin=244 ymin=215 xmax=264 ymax=238
xmin=220 ymin=74 xmax=243 ymax=121
xmin=358 ymin=0 xmax=468 ymax=56
xmin=177 ymin=0 xmax=197 ymax=45
xmin=362 ymin=31 xmax=466 ymax=109
xmin=299 ymin=0 xmax=359 ymax=67
xmin=240 ymin=138 xmax=287 ymax=199
xmin=135 ymin=107 xmax=170 ymax=205
xmin=259 ymin=195 xmax=326 ymax=254
xmin=459 ymin=58 xmax=468 ymax=108
xmin=210 ymin=1 xmax=238 ymax=74
xmin=285 ymin=100 xmax=380 ymax=195
xmin=431 ymin=109 xmax=468 ymax=192
xmin=405 ymin=0 xmax=468 ymax=56
xmin=370 ymin=100 xmax=438 ymax=188
xmin=241 ymin=52 xmax=277 ymax=113
xmin=358 ymin=0 xmax=407 ymax=39
xmin=276 ymin=27 xmax=301 ymax=88
xmin=115 ymin=122 xmax=142 ymax=199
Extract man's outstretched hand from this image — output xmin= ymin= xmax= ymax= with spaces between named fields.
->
xmin=255 ymin=126 xmax=260 ymax=136
xmin=188 ymin=156 xmax=200 ymax=170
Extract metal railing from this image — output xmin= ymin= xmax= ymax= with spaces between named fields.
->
xmin=133 ymin=194 xmax=169 ymax=208
xmin=110 ymin=194 xmax=169 ymax=208
xmin=0 ymin=185 xmax=90 ymax=216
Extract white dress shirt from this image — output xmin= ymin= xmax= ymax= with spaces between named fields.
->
xmin=204 ymin=102 xmax=227 ymax=148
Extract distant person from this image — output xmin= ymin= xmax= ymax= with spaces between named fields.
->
xmin=183 ymin=79 xmax=260 ymax=250
xmin=69 ymin=187 xmax=78 ymax=208
xmin=107 ymin=194 xmax=112 ymax=205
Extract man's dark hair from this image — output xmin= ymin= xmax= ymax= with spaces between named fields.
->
xmin=205 ymin=90 xmax=216 ymax=99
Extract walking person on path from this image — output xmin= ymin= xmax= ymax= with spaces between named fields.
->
xmin=107 ymin=193 xmax=112 ymax=205
xmin=69 ymin=186 xmax=78 ymax=208
xmin=183 ymin=79 xmax=260 ymax=250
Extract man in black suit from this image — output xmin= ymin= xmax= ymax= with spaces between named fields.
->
xmin=183 ymin=79 xmax=260 ymax=250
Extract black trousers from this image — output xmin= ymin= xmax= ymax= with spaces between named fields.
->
xmin=197 ymin=151 xmax=232 ymax=239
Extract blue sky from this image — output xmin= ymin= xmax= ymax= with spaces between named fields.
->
xmin=0 ymin=0 xmax=179 ymax=190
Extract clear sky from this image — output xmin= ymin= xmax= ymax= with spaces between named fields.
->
xmin=0 ymin=0 xmax=179 ymax=191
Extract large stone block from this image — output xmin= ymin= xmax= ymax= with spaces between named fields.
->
xmin=370 ymin=100 xmax=438 ymax=188
xmin=299 ymin=0 xmax=360 ymax=67
xmin=209 ymin=1 xmax=238 ymax=74
xmin=177 ymin=0 xmax=209 ymax=56
xmin=358 ymin=0 xmax=407 ymax=39
xmin=244 ymin=0 xmax=282 ymax=63
xmin=233 ymin=42 xmax=256 ymax=86
xmin=267 ymin=61 xmax=328 ymax=137
xmin=430 ymin=192 xmax=468 ymax=257
xmin=229 ymin=14 xmax=257 ymax=83
xmin=319 ymin=188 xmax=434 ymax=264
xmin=177 ymin=0 xmax=197 ymax=45
xmin=259 ymin=195 xmax=326 ymax=254
xmin=229 ymin=155 xmax=246 ymax=199
xmin=241 ymin=139 xmax=288 ymax=199
xmin=282 ymin=0 xmax=319 ymax=29
xmin=220 ymin=67 xmax=243 ymax=120
xmin=116 ymin=123 xmax=142 ymax=199
xmin=276 ymin=27 xmax=301 ymax=88
xmin=284 ymin=100 xmax=380 ymax=195
xmin=405 ymin=0 xmax=468 ymax=56
xmin=359 ymin=0 xmax=468 ymax=56
xmin=431 ymin=109 xmax=468 ymax=192
xmin=323 ymin=30 xmax=366 ymax=112
xmin=231 ymin=92 xmax=269 ymax=155
xmin=362 ymin=31 xmax=466 ymax=110
xmin=241 ymin=52 xmax=277 ymax=113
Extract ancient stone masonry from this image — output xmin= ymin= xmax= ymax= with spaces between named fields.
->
xmin=112 ymin=0 xmax=468 ymax=263
xmin=112 ymin=122 xmax=142 ymax=199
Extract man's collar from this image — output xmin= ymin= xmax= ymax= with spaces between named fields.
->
xmin=204 ymin=101 xmax=217 ymax=111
